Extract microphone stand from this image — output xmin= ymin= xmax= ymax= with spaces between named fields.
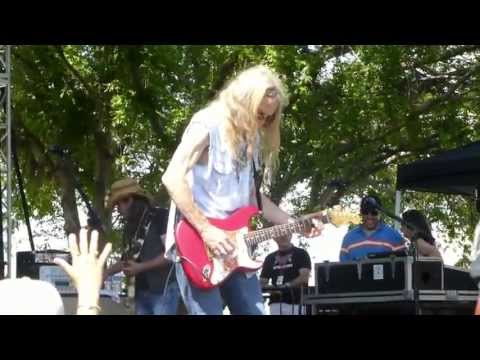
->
xmin=409 ymin=232 xmax=421 ymax=315
xmin=369 ymin=203 xmax=422 ymax=315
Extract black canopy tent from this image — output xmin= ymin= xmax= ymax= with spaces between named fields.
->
xmin=395 ymin=141 xmax=480 ymax=295
xmin=396 ymin=141 xmax=480 ymax=198
xmin=391 ymin=140 xmax=480 ymax=229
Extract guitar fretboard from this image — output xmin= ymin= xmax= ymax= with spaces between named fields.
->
xmin=244 ymin=214 xmax=328 ymax=247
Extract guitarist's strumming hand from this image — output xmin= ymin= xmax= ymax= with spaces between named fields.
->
xmin=201 ymin=225 xmax=236 ymax=258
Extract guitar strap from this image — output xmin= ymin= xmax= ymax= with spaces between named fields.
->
xmin=252 ymin=159 xmax=263 ymax=212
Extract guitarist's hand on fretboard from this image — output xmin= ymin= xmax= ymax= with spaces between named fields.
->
xmin=103 ymin=260 xmax=124 ymax=283
xmin=123 ymin=260 xmax=145 ymax=276
xmin=296 ymin=212 xmax=325 ymax=238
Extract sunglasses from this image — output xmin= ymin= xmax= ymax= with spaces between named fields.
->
xmin=361 ymin=210 xmax=378 ymax=216
xmin=116 ymin=196 xmax=132 ymax=206
xmin=257 ymin=111 xmax=275 ymax=122
xmin=265 ymin=88 xmax=278 ymax=98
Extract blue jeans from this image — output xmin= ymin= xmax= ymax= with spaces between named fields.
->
xmin=135 ymin=281 xmax=181 ymax=315
xmin=175 ymin=261 xmax=265 ymax=315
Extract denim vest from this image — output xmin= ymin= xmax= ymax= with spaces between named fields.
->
xmin=191 ymin=119 xmax=261 ymax=219
xmin=165 ymin=113 xmax=261 ymax=260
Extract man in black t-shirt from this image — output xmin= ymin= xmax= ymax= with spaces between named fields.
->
xmin=104 ymin=178 xmax=181 ymax=315
xmin=260 ymin=234 xmax=311 ymax=315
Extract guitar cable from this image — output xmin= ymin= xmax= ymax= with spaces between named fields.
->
xmin=162 ymin=262 xmax=175 ymax=297
xmin=178 ymin=255 xmax=210 ymax=280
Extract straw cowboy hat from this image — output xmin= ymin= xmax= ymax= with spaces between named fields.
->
xmin=106 ymin=178 xmax=154 ymax=209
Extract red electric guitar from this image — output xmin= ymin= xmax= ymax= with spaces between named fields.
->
xmin=175 ymin=205 xmax=360 ymax=290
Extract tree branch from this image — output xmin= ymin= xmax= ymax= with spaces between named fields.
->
xmin=414 ymin=45 xmax=480 ymax=67
xmin=125 ymin=46 xmax=169 ymax=143
xmin=206 ymin=52 xmax=239 ymax=101
xmin=412 ymin=61 xmax=480 ymax=115
xmin=52 ymin=45 xmax=98 ymax=99
xmin=14 ymin=111 xmax=81 ymax=234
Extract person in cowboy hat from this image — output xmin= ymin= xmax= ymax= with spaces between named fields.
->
xmin=104 ymin=178 xmax=180 ymax=315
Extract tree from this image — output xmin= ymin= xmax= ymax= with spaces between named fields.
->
xmin=10 ymin=45 xmax=480 ymax=266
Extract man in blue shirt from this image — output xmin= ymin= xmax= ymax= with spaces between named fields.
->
xmin=339 ymin=195 xmax=406 ymax=262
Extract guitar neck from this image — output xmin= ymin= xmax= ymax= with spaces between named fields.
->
xmin=245 ymin=214 xmax=329 ymax=247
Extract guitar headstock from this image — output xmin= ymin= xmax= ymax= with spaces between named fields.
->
xmin=326 ymin=206 xmax=361 ymax=227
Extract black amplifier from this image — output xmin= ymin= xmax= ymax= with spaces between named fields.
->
xmin=444 ymin=265 xmax=478 ymax=290
xmin=17 ymin=250 xmax=74 ymax=294
xmin=316 ymin=256 xmax=443 ymax=294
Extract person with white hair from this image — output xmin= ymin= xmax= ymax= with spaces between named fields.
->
xmin=162 ymin=65 xmax=324 ymax=315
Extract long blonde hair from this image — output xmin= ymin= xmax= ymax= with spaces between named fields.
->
xmin=209 ymin=65 xmax=289 ymax=178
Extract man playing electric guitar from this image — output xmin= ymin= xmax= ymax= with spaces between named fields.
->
xmin=162 ymin=65 xmax=324 ymax=315
xmin=104 ymin=178 xmax=181 ymax=315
